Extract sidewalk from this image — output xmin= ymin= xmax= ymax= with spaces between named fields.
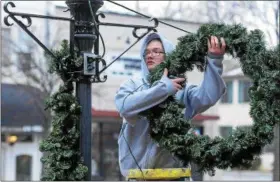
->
xmin=220 ymin=170 xmax=272 ymax=181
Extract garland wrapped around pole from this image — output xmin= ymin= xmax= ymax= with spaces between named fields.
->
xmin=140 ymin=23 xmax=280 ymax=173
xmin=39 ymin=40 xmax=88 ymax=181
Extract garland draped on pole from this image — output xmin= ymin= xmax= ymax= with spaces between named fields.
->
xmin=39 ymin=40 xmax=88 ymax=181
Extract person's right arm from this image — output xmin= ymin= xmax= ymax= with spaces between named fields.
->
xmin=115 ymin=69 xmax=184 ymax=125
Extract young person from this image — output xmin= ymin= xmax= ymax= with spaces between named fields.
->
xmin=115 ymin=32 xmax=226 ymax=177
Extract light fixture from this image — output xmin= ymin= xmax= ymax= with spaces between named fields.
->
xmin=7 ymin=135 xmax=18 ymax=146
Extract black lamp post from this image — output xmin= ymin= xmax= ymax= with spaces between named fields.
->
xmin=65 ymin=1 xmax=103 ymax=179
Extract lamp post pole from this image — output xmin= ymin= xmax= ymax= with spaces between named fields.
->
xmin=65 ymin=0 xmax=103 ymax=180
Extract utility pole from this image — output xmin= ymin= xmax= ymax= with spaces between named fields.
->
xmin=65 ymin=0 xmax=103 ymax=180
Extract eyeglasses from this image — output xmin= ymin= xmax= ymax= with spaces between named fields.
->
xmin=143 ymin=50 xmax=165 ymax=58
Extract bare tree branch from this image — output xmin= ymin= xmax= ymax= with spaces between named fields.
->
xmin=163 ymin=1 xmax=172 ymax=18
xmin=135 ymin=0 xmax=141 ymax=12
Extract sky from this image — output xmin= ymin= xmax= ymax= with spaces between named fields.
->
xmin=4 ymin=1 xmax=277 ymax=46
xmin=52 ymin=1 xmax=198 ymax=17
xmin=52 ymin=1 xmax=278 ymax=46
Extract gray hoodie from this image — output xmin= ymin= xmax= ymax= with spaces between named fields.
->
xmin=115 ymin=32 xmax=226 ymax=177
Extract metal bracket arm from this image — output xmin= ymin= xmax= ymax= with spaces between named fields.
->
xmin=4 ymin=2 xmax=73 ymax=22
xmin=96 ymin=12 xmax=159 ymax=30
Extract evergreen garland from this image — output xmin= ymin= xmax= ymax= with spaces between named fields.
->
xmin=140 ymin=23 xmax=280 ymax=173
xmin=39 ymin=23 xmax=279 ymax=180
xmin=39 ymin=40 xmax=88 ymax=181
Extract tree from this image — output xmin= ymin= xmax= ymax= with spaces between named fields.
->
xmin=1 ymin=1 xmax=105 ymax=133
xmin=122 ymin=1 xmax=278 ymax=72
xmin=1 ymin=27 xmax=55 ymax=135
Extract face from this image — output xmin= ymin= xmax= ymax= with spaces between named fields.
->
xmin=144 ymin=40 xmax=165 ymax=71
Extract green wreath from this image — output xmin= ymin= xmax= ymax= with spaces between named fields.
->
xmin=140 ymin=23 xmax=280 ymax=173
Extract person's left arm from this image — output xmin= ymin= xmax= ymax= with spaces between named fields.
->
xmin=175 ymin=36 xmax=227 ymax=119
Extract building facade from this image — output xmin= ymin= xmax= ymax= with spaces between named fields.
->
xmin=219 ymin=68 xmax=274 ymax=170
xmin=2 ymin=1 xmax=274 ymax=181
xmin=204 ymin=68 xmax=275 ymax=181
xmin=1 ymin=83 xmax=48 ymax=180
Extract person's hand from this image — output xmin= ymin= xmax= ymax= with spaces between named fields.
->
xmin=208 ymin=36 xmax=226 ymax=56
xmin=163 ymin=68 xmax=185 ymax=91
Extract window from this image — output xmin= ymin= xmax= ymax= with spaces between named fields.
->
xmin=18 ymin=134 xmax=33 ymax=142
xmin=110 ymin=56 xmax=141 ymax=77
xmin=221 ymin=81 xmax=233 ymax=103
xmin=17 ymin=27 xmax=34 ymax=72
xmin=1 ymin=134 xmax=33 ymax=143
xmin=238 ymin=80 xmax=252 ymax=103
xmin=2 ymin=28 xmax=11 ymax=66
xmin=16 ymin=155 xmax=32 ymax=181
xmin=124 ymin=64 xmax=141 ymax=70
xmin=92 ymin=123 xmax=124 ymax=180
xmin=18 ymin=28 xmax=33 ymax=53
xmin=17 ymin=52 xmax=32 ymax=72
xmin=219 ymin=126 xmax=233 ymax=137
xmin=116 ymin=57 xmax=141 ymax=71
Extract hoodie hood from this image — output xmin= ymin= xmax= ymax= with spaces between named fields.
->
xmin=140 ymin=32 xmax=175 ymax=81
